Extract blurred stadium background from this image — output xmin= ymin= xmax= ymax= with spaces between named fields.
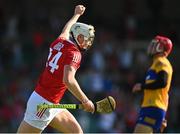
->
xmin=0 ymin=0 xmax=180 ymax=133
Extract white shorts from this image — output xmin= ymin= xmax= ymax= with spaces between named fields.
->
xmin=23 ymin=91 xmax=65 ymax=130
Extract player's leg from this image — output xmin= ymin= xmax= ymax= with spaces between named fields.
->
xmin=49 ymin=109 xmax=83 ymax=133
xmin=134 ymin=107 xmax=166 ymax=133
xmin=17 ymin=91 xmax=60 ymax=133
xmin=160 ymin=119 xmax=167 ymax=132
xmin=17 ymin=120 xmax=42 ymax=133
xmin=134 ymin=123 xmax=153 ymax=133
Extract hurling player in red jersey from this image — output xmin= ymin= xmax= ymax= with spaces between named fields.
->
xmin=17 ymin=5 xmax=95 ymax=133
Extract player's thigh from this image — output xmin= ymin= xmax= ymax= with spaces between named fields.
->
xmin=49 ymin=109 xmax=83 ymax=133
xmin=134 ymin=123 xmax=153 ymax=133
xmin=17 ymin=120 xmax=42 ymax=133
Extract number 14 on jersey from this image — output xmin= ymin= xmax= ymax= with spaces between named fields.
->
xmin=46 ymin=48 xmax=62 ymax=73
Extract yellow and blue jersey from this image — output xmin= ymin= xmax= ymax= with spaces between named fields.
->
xmin=136 ymin=56 xmax=173 ymax=132
xmin=142 ymin=56 xmax=173 ymax=111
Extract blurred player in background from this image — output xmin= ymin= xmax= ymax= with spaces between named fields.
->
xmin=132 ymin=35 xmax=173 ymax=133
xmin=17 ymin=5 xmax=95 ymax=133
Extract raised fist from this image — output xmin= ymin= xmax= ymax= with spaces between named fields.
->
xmin=74 ymin=5 xmax=86 ymax=15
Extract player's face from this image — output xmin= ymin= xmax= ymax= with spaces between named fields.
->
xmin=79 ymin=41 xmax=91 ymax=50
xmin=83 ymin=37 xmax=94 ymax=50
xmin=79 ymin=36 xmax=94 ymax=50
xmin=77 ymin=34 xmax=94 ymax=50
xmin=147 ymin=39 xmax=158 ymax=56
xmin=147 ymin=43 xmax=154 ymax=56
xmin=147 ymin=39 xmax=165 ymax=56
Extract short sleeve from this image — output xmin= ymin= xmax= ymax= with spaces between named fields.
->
xmin=63 ymin=51 xmax=82 ymax=70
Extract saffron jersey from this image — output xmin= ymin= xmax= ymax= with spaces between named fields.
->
xmin=142 ymin=56 xmax=173 ymax=111
xmin=35 ymin=37 xmax=81 ymax=104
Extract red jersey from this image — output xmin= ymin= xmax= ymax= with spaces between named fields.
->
xmin=35 ymin=37 xmax=82 ymax=104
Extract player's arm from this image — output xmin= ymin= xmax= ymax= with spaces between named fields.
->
xmin=63 ymin=65 xmax=94 ymax=113
xmin=63 ymin=65 xmax=88 ymax=102
xmin=132 ymin=70 xmax=168 ymax=92
xmin=59 ymin=5 xmax=85 ymax=39
xmin=141 ymin=70 xmax=168 ymax=90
